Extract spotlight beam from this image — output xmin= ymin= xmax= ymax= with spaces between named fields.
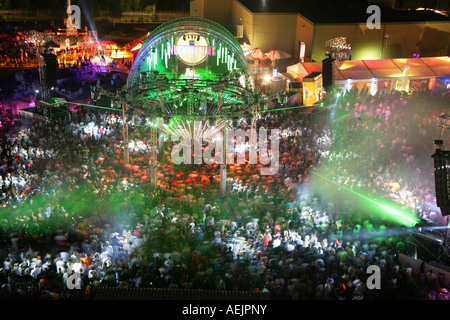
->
xmin=309 ymin=170 xmax=420 ymax=227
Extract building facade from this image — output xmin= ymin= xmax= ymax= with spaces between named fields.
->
xmin=191 ymin=0 xmax=450 ymax=64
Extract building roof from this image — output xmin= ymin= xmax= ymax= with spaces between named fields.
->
xmin=287 ymin=56 xmax=450 ymax=81
xmin=237 ymin=0 xmax=450 ymax=24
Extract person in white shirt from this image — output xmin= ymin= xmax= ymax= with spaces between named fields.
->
xmin=272 ymin=235 xmax=281 ymax=248
xmin=55 ymin=258 xmax=65 ymax=273
xmin=60 ymin=251 xmax=69 ymax=263
xmin=30 ymin=266 xmax=41 ymax=279
xmin=3 ymin=258 xmax=11 ymax=271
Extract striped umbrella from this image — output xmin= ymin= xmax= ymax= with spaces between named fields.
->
xmin=266 ymin=49 xmax=281 ymax=66
xmin=250 ymin=47 xmax=265 ymax=68
xmin=251 ymin=48 xmax=265 ymax=60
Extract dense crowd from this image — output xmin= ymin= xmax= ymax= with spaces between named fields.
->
xmin=325 ymin=88 xmax=448 ymax=225
xmin=0 ymin=25 xmax=38 ymax=69
xmin=0 ymin=63 xmax=449 ymax=301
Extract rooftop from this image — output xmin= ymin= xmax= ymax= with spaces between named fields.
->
xmin=237 ymin=0 xmax=450 ymax=23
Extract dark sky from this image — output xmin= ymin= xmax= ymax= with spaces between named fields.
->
xmin=238 ymin=0 xmax=449 ymax=23
xmin=2 ymin=0 xmax=190 ymax=12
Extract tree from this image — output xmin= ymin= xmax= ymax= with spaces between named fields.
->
xmin=106 ymin=0 xmax=123 ymax=18
xmin=120 ymin=0 xmax=132 ymax=12
xmin=153 ymin=0 xmax=189 ymax=11
xmin=144 ymin=4 xmax=156 ymax=14
xmin=144 ymin=3 xmax=156 ymax=21
xmin=132 ymin=0 xmax=141 ymax=11
xmin=0 ymin=0 xmax=11 ymax=10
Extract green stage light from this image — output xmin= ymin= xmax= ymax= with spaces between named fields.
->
xmin=310 ymin=170 xmax=419 ymax=227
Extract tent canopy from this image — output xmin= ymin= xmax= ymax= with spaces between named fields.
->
xmin=45 ymin=40 xmax=60 ymax=48
xmin=287 ymin=56 xmax=450 ymax=82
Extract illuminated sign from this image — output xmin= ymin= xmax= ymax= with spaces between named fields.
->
xmin=170 ymin=33 xmax=216 ymax=65
xmin=168 ymin=45 xmax=217 ymax=58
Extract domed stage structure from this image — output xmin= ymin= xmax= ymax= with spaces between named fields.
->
xmin=121 ymin=17 xmax=261 ymax=192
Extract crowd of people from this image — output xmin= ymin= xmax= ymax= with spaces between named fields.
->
xmin=0 ymin=25 xmax=38 ymax=69
xmin=0 ymin=53 xmax=449 ymax=301
xmin=325 ymin=87 xmax=448 ymax=225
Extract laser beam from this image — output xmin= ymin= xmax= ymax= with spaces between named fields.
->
xmin=309 ymin=170 xmax=420 ymax=227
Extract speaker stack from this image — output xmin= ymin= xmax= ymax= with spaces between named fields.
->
xmin=322 ymin=57 xmax=338 ymax=93
xmin=43 ymin=53 xmax=58 ymax=87
xmin=432 ymin=141 xmax=450 ymax=217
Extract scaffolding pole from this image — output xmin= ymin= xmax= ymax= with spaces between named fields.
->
xmin=122 ymin=103 xmax=129 ymax=164
xmin=150 ymin=124 xmax=158 ymax=191
xmin=220 ymin=126 xmax=227 ymax=195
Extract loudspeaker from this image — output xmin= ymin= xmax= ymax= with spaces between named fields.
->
xmin=432 ymin=149 xmax=450 ymax=216
xmin=43 ymin=53 xmax=58 ymax=87
xmin=322 ymin=57 xmax=337 ymax=92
